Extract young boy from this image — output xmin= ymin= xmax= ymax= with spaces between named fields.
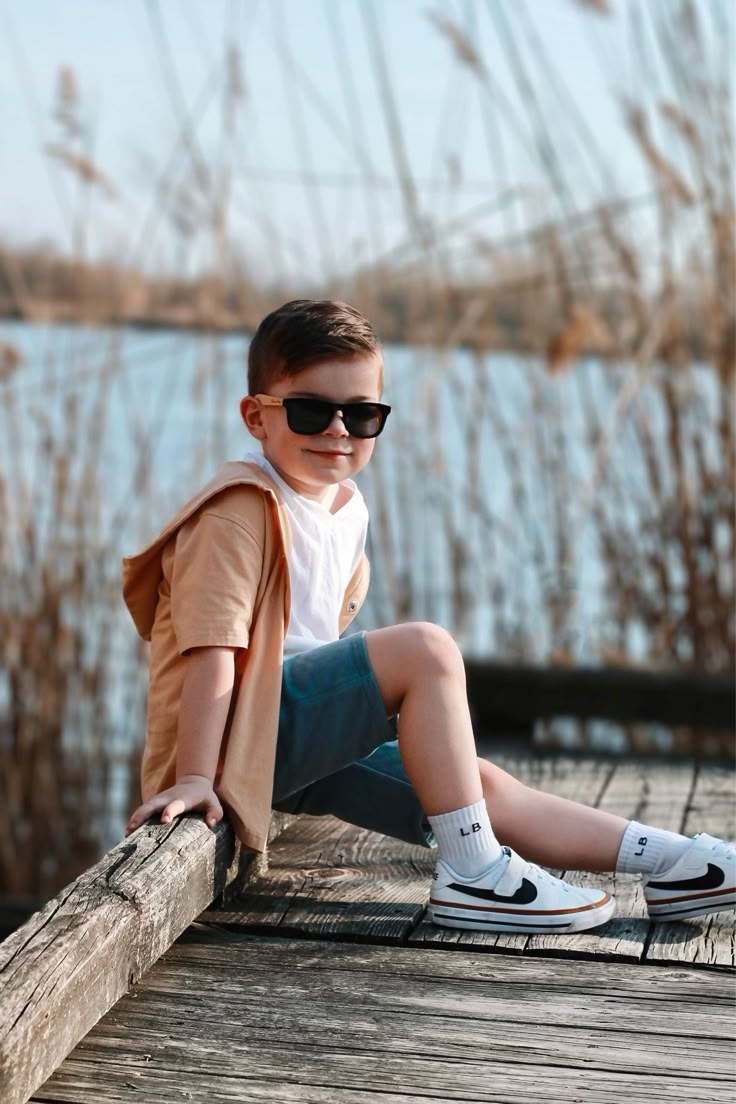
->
xmin=123 ymin=299 xmax=735 ymax=933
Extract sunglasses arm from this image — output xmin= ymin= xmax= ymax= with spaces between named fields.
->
xmin=253 ymin=394 xmax=285 ymax=408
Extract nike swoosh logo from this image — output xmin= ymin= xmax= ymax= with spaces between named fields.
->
xmin=446 ymin=878 xmax=538 ymax=905
xmin=648 ymin=863 xmax=725 ymax=892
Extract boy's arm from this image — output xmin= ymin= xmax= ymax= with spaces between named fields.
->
xmin=125 ymin=645 xmax=237 ymax=836
xmin=176 ymin=645 xmax=236 ymax=783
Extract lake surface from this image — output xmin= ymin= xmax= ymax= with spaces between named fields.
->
xmin=2 ymin=318 xmax=725 ymax=651
xmin=1 ymin=319 xmax=727 ymax=846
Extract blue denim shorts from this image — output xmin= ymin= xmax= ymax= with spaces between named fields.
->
xmin=271 ymin=631 xmax=434 ymax=849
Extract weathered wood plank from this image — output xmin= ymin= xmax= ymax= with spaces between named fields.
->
xmin=73 ymin=992 xmax=736 ymax=1075
xmin=103 ymin=948 xmax=736 ymax=1042
xmin=11 ymin=759 xmax=733 ymax=1104
xmin=199 ymin=756 xmax=555 ymax=943
xmin=33 ymin=1064 xmax=464 ymax=1104
xmin=201 ymin=815 xmax=432 ymax=941
xmin=203 ymin=758 xmax=732 ymax=968
xmin=173 ymin=931 xmax=736 ymax=1009
xmin=0 ymin=811 xmax=293 ymax=1104
xmin=34 ymin=936 xmax=736 ymax=1104
xmin=37 ymin=1054 xmax=734 ymax=1104
xmin=647 ymin=764 xmax=736 ymax=969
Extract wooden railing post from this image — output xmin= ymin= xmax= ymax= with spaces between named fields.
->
xmin=0 ymin=811 xmax=292 ymax=1104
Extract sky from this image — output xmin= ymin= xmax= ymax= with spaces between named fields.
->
xmin=0 ymin=0 xmax=716 ymax=284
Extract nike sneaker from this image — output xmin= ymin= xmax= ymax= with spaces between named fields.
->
xmin=428 ymin=847 xmax=616 ymax=933
xmin=644 ymin=833 xmax=736 ymax=921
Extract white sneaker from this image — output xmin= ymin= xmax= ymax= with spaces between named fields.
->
xmin=428 ymin=847 xmax=616 ymax=934
xmin=644 ymin=833 xmax=736 ymax=921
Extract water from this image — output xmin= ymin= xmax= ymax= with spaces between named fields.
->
xmin=1 ymin=318 xmax=727 ymax=657
xmin=0 ymin=320 xmax=728 ymax=847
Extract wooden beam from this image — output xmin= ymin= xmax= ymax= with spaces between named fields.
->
xmin=0 ymin=811 xmax=292 ymax=1104
xmin=464 ymin=661 xmax=735 ymax=731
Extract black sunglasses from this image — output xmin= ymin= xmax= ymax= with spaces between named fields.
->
xmin=255 ymin=394 xmax=391 ymax=439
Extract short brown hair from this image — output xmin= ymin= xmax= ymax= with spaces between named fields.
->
xmin=248 ymin=299 xmax=382 ymax=395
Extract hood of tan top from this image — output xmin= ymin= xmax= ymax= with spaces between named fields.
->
xmin=121 ymin=460 xmax=291 ymax=641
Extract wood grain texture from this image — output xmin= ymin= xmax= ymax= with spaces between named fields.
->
xmin=0 ymin=811 xmax=294 ymax=1104
xmin=201 ymin=814 xmax=434 ymax=942
xmin=33 ymin=935 xmax=736 ymax=1104
xmin=10 ymin=758 xmax=735 ymax=1104
xmin=201 ymin=758 xmax=734 ymax=967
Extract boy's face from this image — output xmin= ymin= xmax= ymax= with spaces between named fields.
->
xmin=240 ymin=353 xmax=384 ymax=501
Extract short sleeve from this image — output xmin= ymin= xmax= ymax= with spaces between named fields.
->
xmin=169 ymin=510 xmax=262 ymax=654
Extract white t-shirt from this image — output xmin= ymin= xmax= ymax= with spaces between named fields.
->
xmin=245 ymin=452 xmax=369 ymax=657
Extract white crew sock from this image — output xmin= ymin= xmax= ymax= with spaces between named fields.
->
xmin=427 ymin=799 xmax=506 ymax=879
xmin=616 ymin=820 xmax=691 ymax=877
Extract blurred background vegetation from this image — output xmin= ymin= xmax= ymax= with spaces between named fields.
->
xmin=0 ymin=0 xmax=733 ymax=903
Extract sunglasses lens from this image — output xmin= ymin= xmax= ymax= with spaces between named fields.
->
xmin=284 ymin=399 xmax=333 ymax=434
xmin=343 ymin=404 xmax=384 ymax=438
xmin=282 ymin=398 xmax=389 ymax=438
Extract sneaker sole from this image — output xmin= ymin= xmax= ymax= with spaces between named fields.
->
xmin=647 ymin=889 xmax=736 ymax=921
xmin=428 ymin=893 xmax=616 ymax=934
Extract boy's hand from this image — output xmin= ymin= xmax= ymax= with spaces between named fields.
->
xmin=124 ymin=774 xmax=223 ymax=837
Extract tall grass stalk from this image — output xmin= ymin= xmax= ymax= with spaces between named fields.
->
xmin=0 ymin=0 xmax=733 ymax=898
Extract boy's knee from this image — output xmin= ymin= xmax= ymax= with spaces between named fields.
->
xmin=400 ymin=621 xmax=464 ymax=680
xmin=364 ymin=622 xmax=465 ymax=713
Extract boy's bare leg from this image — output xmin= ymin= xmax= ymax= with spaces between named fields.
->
xmin=477 ymin=758 xmax=625 ymax=871
xmin=364 ymin=622 xmax=626 ymax=872
xmin=364 ymin=622 xmax=484 ymax=815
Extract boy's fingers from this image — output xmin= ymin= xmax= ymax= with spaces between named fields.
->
xmin=205 ymin=800 xmax=224 ymax=828
xmin=126 ymin=790 xmax=222 ymax=834
xmin=161 ymin=798 xmax=186 ymax=823
xmin=125 ymin=804 xmax=154 ymax=834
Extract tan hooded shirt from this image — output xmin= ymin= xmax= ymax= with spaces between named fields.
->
xmin=122 ymin=460 xmax=370 ymax=852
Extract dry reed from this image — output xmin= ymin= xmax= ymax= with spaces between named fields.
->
xmin=0 ymin=0 xmax=733 ymax=902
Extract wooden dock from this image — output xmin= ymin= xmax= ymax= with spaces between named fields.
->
xmin=8 ymin=755 xmax=736 ymax=1103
